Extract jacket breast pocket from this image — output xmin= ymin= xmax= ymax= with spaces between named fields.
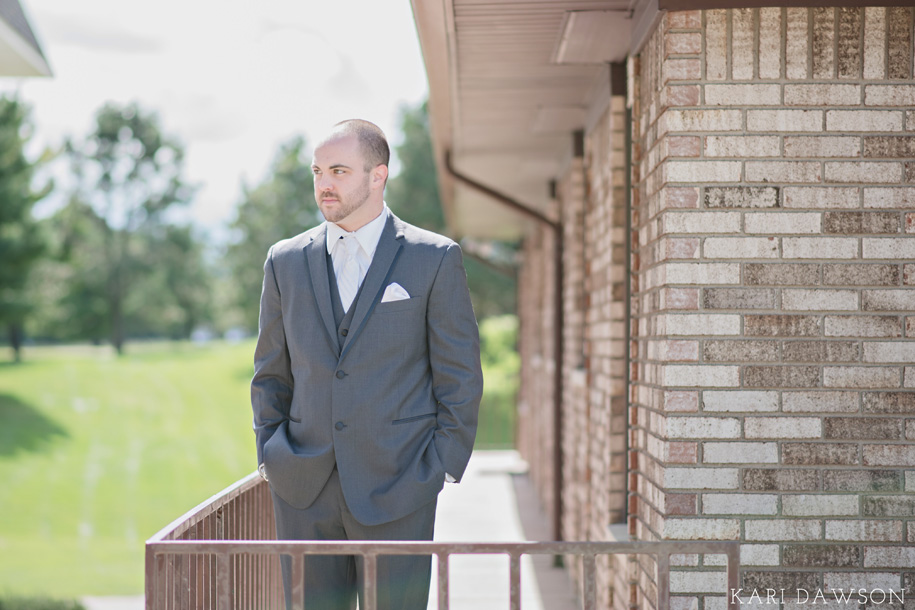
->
xmin=374 ymin=296 xmax=422 ymax=314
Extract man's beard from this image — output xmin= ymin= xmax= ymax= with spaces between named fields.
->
xmin=319 ymin=174 xmax=371 ymax=224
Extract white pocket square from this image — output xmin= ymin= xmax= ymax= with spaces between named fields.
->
xmin=381 ymin=282 xmax=411 ymax=303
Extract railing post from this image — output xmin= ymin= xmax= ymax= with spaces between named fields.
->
xmin=656 ymin=551 xmax=670 ymax=610
xmin=437 ymin=553 xmax=449 ymax=610
xmin=216 ymin=552 xmax=232 ymax=610
xmin=509 ymin=553 xmax=521 ymax=610
xmin=582 ymin=554 xmax=596 ymax=610
xmin=363 ymin=552 xmax=378 ymax=610
xmin=291 ymin=555 xmax=305 ymax=610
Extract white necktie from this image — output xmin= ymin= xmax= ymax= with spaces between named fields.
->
xmin=337 ymin=235 xmax=360 ymax=313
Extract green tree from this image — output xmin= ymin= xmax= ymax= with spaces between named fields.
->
xmin=62 ymin=102 xmax=195 ymax=353
xmin=0 ymin=96 xmax=52 ymax=362
xmin=386 ymin=101 xmax=517 ymax=319
xmin=225 ymin=135 xmax=320 ymax=330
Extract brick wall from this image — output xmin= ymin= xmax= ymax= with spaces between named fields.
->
xmin=631 ymin=6 xmax=915 ymax=607
xmin=516 ymin=5 xmax=915 ymax=608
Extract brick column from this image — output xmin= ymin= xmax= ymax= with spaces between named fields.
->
xmin=632 ymin=7 xmax=915 ymax=607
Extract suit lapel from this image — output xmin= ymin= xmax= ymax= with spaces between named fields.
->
xmin=340 ymin=212 xmax=404 ymax=360
xmin=304 ymin=225 xmax=340 ymax=356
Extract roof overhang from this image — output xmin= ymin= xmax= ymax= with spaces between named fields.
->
xmin=411 ymin=0 xmax=658 ymax=240
xmin=411 ymin=0 xmax=903 ymax=240
xmin=0 ymin=0 xmax=50 ymax=76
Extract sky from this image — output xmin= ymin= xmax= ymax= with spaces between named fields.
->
xmin=0 ymin=0 xmax=430 ymax=238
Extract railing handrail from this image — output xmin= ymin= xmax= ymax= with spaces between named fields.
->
xmin=144 ymin=473 xmax=741 ymax=610
xmin=148 ymin=471 xmax=263 ymax=542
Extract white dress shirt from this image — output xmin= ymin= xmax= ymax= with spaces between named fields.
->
xmin=326 ymin=203 xmax=389 ymax=294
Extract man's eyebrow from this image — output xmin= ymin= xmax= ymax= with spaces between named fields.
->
xmin=329 ymin=163 xmax=352 ymax=170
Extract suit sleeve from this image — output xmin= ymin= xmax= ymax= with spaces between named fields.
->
xmin=427 ymin=243 xmax=483 ymax=482
xmin=251 ymin=246 xmax=293 ymax=465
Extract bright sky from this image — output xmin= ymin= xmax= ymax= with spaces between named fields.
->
xmin=0 ymin=0 xmax=429 ymax=237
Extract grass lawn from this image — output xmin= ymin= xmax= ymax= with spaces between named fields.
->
xmin=0 ymin=334 xmax=517 ymax=598
xmin=0 ymin=340 xmax=258 ymax=597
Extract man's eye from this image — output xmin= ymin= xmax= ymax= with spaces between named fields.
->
xmin=334 ymin=169 xmax=345 ymax=174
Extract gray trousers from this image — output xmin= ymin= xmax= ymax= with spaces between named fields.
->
xmin=271 ymin=467 xmax=437 ymax=610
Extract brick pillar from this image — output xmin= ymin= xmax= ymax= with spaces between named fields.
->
xmin=632 ymin=7 xmax=915 ymax=607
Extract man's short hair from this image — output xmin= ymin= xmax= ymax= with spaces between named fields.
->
xmin=332 ymin=119 xmax=390 ymax=172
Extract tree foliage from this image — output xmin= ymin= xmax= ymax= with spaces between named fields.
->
xmin=225 ymin=135 xmax=320 ymax=330
xmin=0 ymin=96 xmax=51 ymax=362
xmin=386 ymin=101 xmax=517 ymax=319
xmin=50 ymin=102 xmax=200 ymax=352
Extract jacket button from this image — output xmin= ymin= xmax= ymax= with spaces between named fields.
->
xmin=335 ymin=421 xmax=345 ymax=431
xmin=341 ymin=328 xmax=348 ymax=336
xmin=335 ymin=370 xmax=345 ymax=379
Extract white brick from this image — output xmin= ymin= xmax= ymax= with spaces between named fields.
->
xmin=826 ymin=520 xmax=902 ymax=542
xmin=782 ymin=237 xmax=858 ymax=259
xmin=669 ymin=569 xmax=729 ymax=593
xmin=782 ymin=289 xmax=859 ymax=311
xmin=863 ymin=8 xmax=887 ymax=80
xmin=863 ymin=187 xmax=915 ymax=209
xmin=665 ymin=467 xmax=739 ymax=489
xmin=745 ymin=213 xmax=821 ymax=234
xmin=823 ymin=572 xmax=902 ymax=592
xmin=666 ymin=161 xmax=742 ymax=183
xmin=705 ymin=136 xmax=780 ymax=158
xmin=662 ymin=109 xmax=743 ymax=133
xmin=785 ymin=84 xmax=861 ymax=106
xmin=782 ymin=391 xmax=859 ymax=413
xmin=785 ymin=8 xmax=808 ymax=80
xmin=823 ymin=366 xmax=901 ymax=388
xmin=705 ymin=85 xmax=781 ymax=106
xmin=703 ymin=493 xmax=778 ymax=515
xmin=663 ymin=211 xmax=741 ymax=233
xmin=745 ymin=417 xmax=821 ymax=439
xmin=907 ymin=471 xmax=915 ymax=491
xmin=784 ymin=136 xmax=860 ymax=158
xmin=703 ymin=442 xmax=778 ymax=464
xmin=826 ymin=110 xmax=903 ymax=132
xmin=705 ymin=10 xmax=727 ymax=81
xmin=702 ymin=391 xmax=778 ymax=412
xmin=863 ymin=342 xmax=915 ymax=363
xmin=825 ymin=162 xmax=903 ymax=184
xmin=665 ymin=263 xmax=741 ymax=284
xmin=666 ymin=314 xmax=741 ymax=336
xmin=748 ymin=110 xmax=822 ymax=132
xmin=741 ymin=544 xmax=780 ymax=567
xmin=863 ymin=238 xmax=915 ymax=259
xmin=703 ymin=237 xmax=778 ymax=259
xmin=783 ymin=494 xmax=859 ymax=516
xmin=745 ymin=519 xmax=820 ymax=541
xmin=863 ymin=548 xmax=915 ymax=568
xmin=746 ymin=162 xmax=821 ymax=184
xmin=667 ymin=416 xmax=741 ymax=439
xmin=825 ymin=316 xmax=902 ymax=338
xmin=863 ymin=290 xmax=915 ymax=311
xmin=758 ymin=8 xmax=781 ymax=80
xmin=864 ymin=85 xmax=915 ymax=107
xmin=663 ymin=365 xmax=740 ymax=388
xmin=783 ymin=187 xmax=860 ymax=209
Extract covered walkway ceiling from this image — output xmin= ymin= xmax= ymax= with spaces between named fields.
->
xmin=411 ymin=0 xmax=904 ymax=241
xmin=411 ymin=0 xmax=660 ymax=241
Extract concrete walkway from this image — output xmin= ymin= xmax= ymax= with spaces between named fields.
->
xmin=84 ymin=451 xmax=579 ymax=610
xmin=431 ymin=450 xmax=581 ymax=610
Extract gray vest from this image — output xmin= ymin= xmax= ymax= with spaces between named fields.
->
xmin=327 ymin=250 xmax=361 ymax=350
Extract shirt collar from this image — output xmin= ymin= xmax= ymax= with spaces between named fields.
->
xmin=325 ymin=203 xmax=389 ymax=258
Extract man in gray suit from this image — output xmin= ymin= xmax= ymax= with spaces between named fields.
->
xmin=251 ymin=119 xmax=483 ymax=609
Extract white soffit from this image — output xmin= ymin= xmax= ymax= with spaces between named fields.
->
xmin=532 ymin=106 xmax=588 ymax=134
xmin=553 ymin=10 xmax=632 ymax=65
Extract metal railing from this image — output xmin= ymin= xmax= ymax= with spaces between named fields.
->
xmin=146 ymin=473 xmax=740 ymax=610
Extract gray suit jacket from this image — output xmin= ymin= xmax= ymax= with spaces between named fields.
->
xmin=251 ymin=209 xmax=483 ymax=526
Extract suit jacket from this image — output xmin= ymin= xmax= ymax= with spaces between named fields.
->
xmin=251 ymin=209 xmax=483 ymax=526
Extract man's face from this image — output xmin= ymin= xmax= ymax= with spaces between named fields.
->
xmin=312 ymin=134 xmax=373 ymax=226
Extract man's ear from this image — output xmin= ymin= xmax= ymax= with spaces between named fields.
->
xmin=371 ymin=164 xmax=388 ymax=190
